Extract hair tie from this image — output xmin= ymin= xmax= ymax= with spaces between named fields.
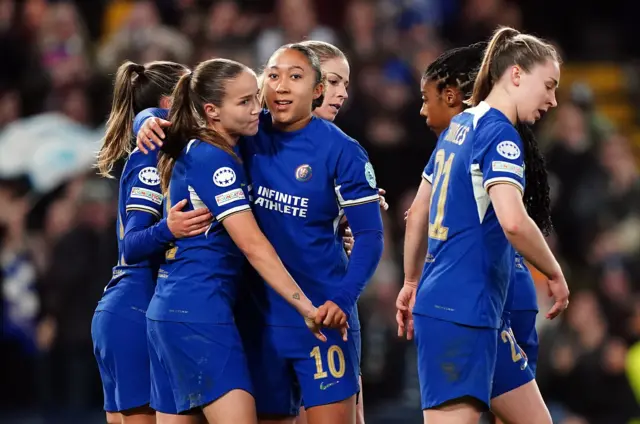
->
xmin=132 ymin=63 xmax=146 ymax=76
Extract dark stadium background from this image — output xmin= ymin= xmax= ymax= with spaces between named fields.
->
xmin=1 ymin=0 xmax=639 ymax=423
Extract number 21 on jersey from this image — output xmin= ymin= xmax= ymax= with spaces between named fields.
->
xmin=429 ymin=149 xmax=455 ymax=241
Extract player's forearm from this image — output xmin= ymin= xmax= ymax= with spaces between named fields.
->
xmin=123 ymin=215 xmax=174 ymax=264
xmin=133 ymin=107 xmax=168 ymax=135
xmin=504 ymin=216 xmax=561 ymax=280
xmin=331 ymin=229 xmax=384 ymax=316
xmin=403 ymin=207 xmax=429 ymax=284
xmin=331 ymin=202 xmax=384 ymax=316
xmin=243 ymin=240 xmax=315 ymax=317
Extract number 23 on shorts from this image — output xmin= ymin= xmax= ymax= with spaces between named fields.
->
xmin=501 ymin=328 xmax=528 ymax=370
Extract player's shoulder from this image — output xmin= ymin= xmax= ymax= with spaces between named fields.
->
xmin=467 ymin=108 xmax=520 ymax=150
xmin=128 ymin=148 xmax=159 ymax=167
xmin=186 ymin=139 xmax=236 ymax=160
xmin=461 ymin=102 xmax=513 ymax=133
xmin=185 ymin=139 xmax=242 ymax=180
xmin=123 ymin=149 xmax=160 ymax=183
xmin=314 ymin=117 xmax=367 ymax=155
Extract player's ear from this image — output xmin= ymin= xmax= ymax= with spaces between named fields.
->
xmin=159 ymin=95 xmax=172 ymax=110
xmin=204 ymin=103 xmax=220 ymax=122
xmin=443 ymin=87 xmax=460 ymax=108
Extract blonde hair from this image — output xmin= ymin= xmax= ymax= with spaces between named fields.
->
xmin=470 ymin=26 xmax=561 ymax=106
xmin=298 ymin=40 xmax=347 ymax=64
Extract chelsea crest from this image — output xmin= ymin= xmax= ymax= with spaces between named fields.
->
xmin=295 ymin=164 xmax=312 ymax=182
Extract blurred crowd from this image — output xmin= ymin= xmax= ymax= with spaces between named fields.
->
xmin=0 ymin=0 xmax=639 ymax=423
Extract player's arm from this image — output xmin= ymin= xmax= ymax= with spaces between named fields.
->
xmin=123 ymin=202 xmax=212 ymax=264
xmin=331 ymin=142 xmax=384 ymax=319
xmin=122 ymin=163 xmax=211 ymax=264
xmin=189 ymin=149 xmax=320 ymax=327
xmin=403 ymin=156 xmax=435 ymax=286
xmin=489 ymin=186 xmax=560 ymax=281
xmin=481 ymin=122 xmax=568 ymax=318
xmin=121 ymin=163 xmax=172 ymax=263
xmin=222 ymin=211 xmax=318 ymax=318
xmin=133 ymin=108 xmax=170 ymax=154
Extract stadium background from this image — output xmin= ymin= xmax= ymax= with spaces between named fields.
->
xmin=0 ymin=0 xmax=639 ymax=423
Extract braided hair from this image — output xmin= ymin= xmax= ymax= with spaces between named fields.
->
xmin=517 ymin=121 xmax=552 ymax=236
xmin=424 ymin=41 xmax=553 ymax=235
xmin=422 ymin=42 xmax=486 ymax=100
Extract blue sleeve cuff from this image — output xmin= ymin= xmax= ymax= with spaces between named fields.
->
xmin=155 ymin=219 xmax=174 ymax=244
xmin=330 ymin=291 xmax=357 ymax=320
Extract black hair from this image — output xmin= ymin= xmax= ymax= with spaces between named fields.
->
xmin=422 ymin=42 xmax=486 ymax=100
xmin=517 ymin=121 xmax=552 ymax=235
xmin=265 ymin=43 xmax=326 ymax=110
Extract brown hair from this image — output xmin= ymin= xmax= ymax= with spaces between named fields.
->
xmin=96 ymin=60 xmax=188 ymax=178
xmin=158 ymin=58 xmax=248 ymax=192
xmin=470 ymin=26 xmax=560 ymax=106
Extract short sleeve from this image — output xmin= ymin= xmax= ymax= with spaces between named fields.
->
xmin=125 ymin=157 xmax=164 ymax=219
xmin=187 ymin=143 xmax=251 ymax=222
xmin=334 ymin=140 xmax=379 ymax=208
xmin=422 ymin=149 xmax=436 ymax=183
xmin=477 ymin=122 xmax=525 ymax=194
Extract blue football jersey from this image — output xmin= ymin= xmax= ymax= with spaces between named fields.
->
xmin=414 ymin=102 xmax=526 ymax=329
xmin=146 ymin=140 xmax=251 ymax=323
xmin=240 ymin=112 xmax=380 ymax=330
xmin=96 ymin=150 xmax=164 ymax=323
xmin=510 ymin=252 xmax=538 ymax=312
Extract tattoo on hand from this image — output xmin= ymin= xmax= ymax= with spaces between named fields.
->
xmin=292 ymin=292 xmax=300 ymax=300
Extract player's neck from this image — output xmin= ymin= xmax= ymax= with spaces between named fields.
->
xmin=484 ymin=90 xmax=517 ymax=125
xmin=209 ymin=123 xmax=239 ymax=146
xmin=273 ymin=114 xmax=312 ymax=133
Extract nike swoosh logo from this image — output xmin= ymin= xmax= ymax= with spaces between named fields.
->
xmin=320 ymin=381 xmax=340 ymax=390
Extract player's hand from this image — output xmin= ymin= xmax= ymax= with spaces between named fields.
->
xmin=343 ymin=227 xmax=354 ymax=256
xmin=545 ymin=272 xmax=569 ymax=320
xmin=137 ymin=117 xmax=171 ymax=154
xmin=167 ymin=199 xmax=213 ymax=238
xmin=304 ymin=307 xmax=327 ymax=342
xmin=378 ymin=188 xmax=389 ymax=211
xmin=396 ymin=281 xmax=417 ymax=340
xmin=315 ymin=301 xmax=349 ymax=341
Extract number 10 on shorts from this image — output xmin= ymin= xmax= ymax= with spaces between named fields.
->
xmin=311 ymin=345 xmax=346 ymax=379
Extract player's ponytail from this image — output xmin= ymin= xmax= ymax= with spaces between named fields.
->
xmin=159 ymin=59 xmax=245 ymax=192
xmin=471 ymin=27 xmax=519 ymax=106
xmin=158 ymin=71 xmax=193 ymax=193
xmin=517 ymin=121 xmax=552 ymax=236
xmin=471 ymin=26 xmax=560 ymax=106
xmin=97 ymin=60 xmax=188 ymax=179
xmin=97 ymin=61 xmax=143 ymax=178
